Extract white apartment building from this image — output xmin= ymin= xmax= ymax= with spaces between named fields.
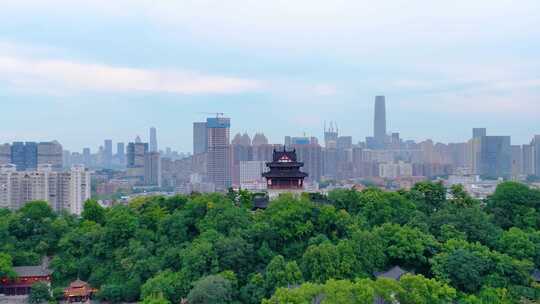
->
xmin=0 ymin=164 xmax=90 ymax=215
xmin=379 ymin=161 xmax=413 ymax=179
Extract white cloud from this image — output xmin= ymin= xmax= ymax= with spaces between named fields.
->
xmin=312 ymin=84 xmax=338 ymax=96
xmin=3 ymin=0 xmax=538 ymax=53
xmin=0 ymin=55 xmax=263 ymax=95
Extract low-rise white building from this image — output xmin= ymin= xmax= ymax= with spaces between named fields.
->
xmin=379 ymin=161 xmax=413 ymax=179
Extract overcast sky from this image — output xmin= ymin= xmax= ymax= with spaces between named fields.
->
xmin=1 ymin=0 xmax=539 ymax=152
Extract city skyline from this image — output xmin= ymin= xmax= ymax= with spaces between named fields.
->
xmin=1 ymin=1 xmax=539 ymax=151
xmin=0 ymin=100 xmax=537 ymax=153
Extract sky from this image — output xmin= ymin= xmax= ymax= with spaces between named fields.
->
xmin=1 ymin=0 xmax=539 ymax=152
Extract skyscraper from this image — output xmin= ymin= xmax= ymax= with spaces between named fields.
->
xmin=324 ymin=122 xmax=338 ymax=148
xmin=37 ymin=141 xmax=63 ymax=171
xmin=533 ymin=135 xmax=540 ymax=177
xmin=206 ymin=117 xmax=231 ymax=190
xmin=232 ymin=133 xmax=253 ymax=185
xmin=127 ymin=142 xmax=148 ymax=183
xmin=116 ymin=142 xmax=125 ymax=165
xmin=293 ymin=142 xmax=322 ymax=182
xmin=522 ymin=144 xmax=534 ymax=176
xmin=478 ymin=136 xmax=511 ymax=178
xmin=0 ymin=144 xmax=11 ymax=164
xmin=144 ymin=152 xmax=161 ymax=187
xmin=104 ymin=139 xmax=113 ymax=169
xmin=473 ymin=128 xmax=487 ymax=139
xmin=82 ymin=148 xmax=92 ymax=167
xmin=149 ymin=127 xmax=158 ymax=152
xmin=10 ymin=142 xmax=38 ymax=171
xmin=374 ymin=96 xmax=387 ymax=149
xmin=193 ymin=122 xmax=208 ymax=155
xmin=511 ymin=145 xmax=522 ymax=177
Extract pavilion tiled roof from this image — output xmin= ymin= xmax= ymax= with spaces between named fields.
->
xmin=374 ymin=266 xmax=410 ymax=281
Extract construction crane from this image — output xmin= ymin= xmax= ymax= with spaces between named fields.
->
xmin=198 ymin=112 xmax=225 ymax=118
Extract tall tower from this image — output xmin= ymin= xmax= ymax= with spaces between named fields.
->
xmin=104 ymin=140 xmax=113 ymax=169
xmin=206 ymin=116 xmax=231 ymax=190
xmin=374 ymin=96 xmax=387 ymax=149
xmin=533 ymin=135 xmax=540 ymax=177
xmin=473 ymin=128 xmax=487 ymax=139
xmin=149 ymin=127 xmax=158 ymax=152
xmin=193 ymin=122 xmax=208 ymax=154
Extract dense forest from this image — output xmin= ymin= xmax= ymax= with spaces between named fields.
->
xmin=1 ymin=181 xmax=540 ymax=303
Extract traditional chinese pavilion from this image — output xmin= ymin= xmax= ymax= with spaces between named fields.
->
xmin=0 ymin=258 xmax=52 ymax=296
xmin=262 ymin=148 xmax=308 ymax=190
xmin=63 ymin=279 xmax=97 ymax=303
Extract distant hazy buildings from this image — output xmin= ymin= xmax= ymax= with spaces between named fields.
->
xmin=232 ymin=133 xmax=253 ymax=185
xmin=293 ymin=142 xmax=322 ymax=182
xmin=379 ymin=161 xmax=413 ymax=179
xmin=240 ymin=160 xmax=267 ymax=190
xmin=252 ymin=133 xmax=269 ymax=146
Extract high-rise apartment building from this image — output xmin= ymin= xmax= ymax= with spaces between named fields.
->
xmin=522 ymin=144 xmax=535 ymax=176
xmin=252 ymin=133 xmax=269 ymax=146
xmin=239 ymin=160 xmax=267 ymax=189
xmin=253 ymin=144 xmax=278 ymax=162
xmin=10 ymin=142 xmax=38 ymax=171
xmin=37 ymin=141 xmax=63 ymax=170
xmin=0 ymin=164 xmax=90 ymax=214
xmin=149 ymin=127 xmax=158 ymax=152
xmin=478 ymin=136 xmax=511 ymax=178
xmin=374 ymin=95 xmax=387 ymax=149
xmin=324 ymin=122 xmax=338 ymax=148
xmin=116 ymin=142 xmax=125 ymax=165
xmin=293 ymin=143 xmax=322 ymax=182
xmin=206 ymin=117 xmax=231 ymax=190
xmin=232 ymin=133 xmax=253 ymax=185
xmin=511 ymin=145 xmax=522 ymax=177
xmin=0 ymin=144 xmax=11 ymax=164
xmin=127 ymin=142 xmax=148 ymax=183
xmin=103 ymin=139 xmax=113 ymax=169
xmin=193 ymin=122 xmax=208 ymax=155
xmin=11 ymin=142 xmax=37 ymax=171
xmin=144 ymin=152 xmax=161 ymax=187
xmin=533 ymin=135 xmax=540 ymax=177
xmin=337 ymin=136 xmax=353 ymax=151
xmin=82 ymin=148 xmax=92 ymax=167
xmin=63 ymin=165 xmax=91 ymax=215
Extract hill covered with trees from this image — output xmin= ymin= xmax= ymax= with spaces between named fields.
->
xmin=1 ymin=181 xmax=539 ymax=303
